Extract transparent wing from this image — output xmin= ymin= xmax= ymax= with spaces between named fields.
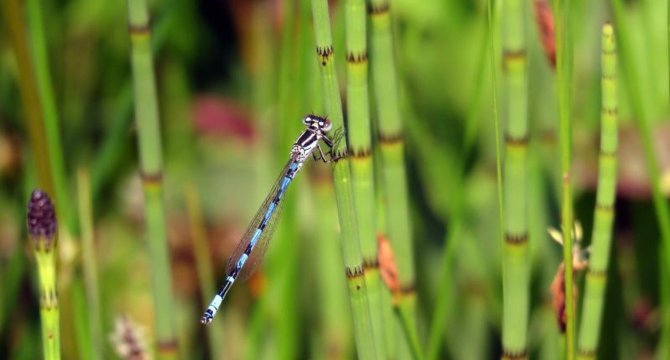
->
xmin=224 ymin=160 xmax=295 ymax=281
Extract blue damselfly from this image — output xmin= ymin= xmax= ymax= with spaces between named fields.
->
xmin=201 ymin=114 xmax=340 ymax=324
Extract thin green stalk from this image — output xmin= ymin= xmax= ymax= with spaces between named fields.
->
xmin=26 ymin=0 xmax=73 ymax=232
xmin=576 ymin=24 xmax=618 ymax=360
xmin=2 ymin=0 xmax=55 ymax=197
xmin=125 ymin=1 xmax=178 ymax=358
xmin=367 ymin=0 xmax=418 ymax=355
xmin=555 ymin=0 xmax=575 ymax=357
xmin=312 ymin=170 xmax=354 ymax=359
xmin=394 ymin=304 xmax=423 ymax=360
xmin=611 ymin=0 xmax=670 ymax=356
xmin=426 ymin=221 xmax=462 ymax=360
xmin=76 ymin=168 xmax=103 ymax=360
xmin=184 ymin=184 xmax=224 ymax=360
xmin=500 ymin=0 xmax=530 ymax=357
xmin=346 ymin=0 xmax=390 ymax=357
xmin=91 ymin=16 xmax=171 ymax=200
xmin=27 ymin=190 xmax=61 ymax=360
xmin=310 ymin=0 xmax=376 ymax=358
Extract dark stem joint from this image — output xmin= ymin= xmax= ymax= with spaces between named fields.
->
xmin=128 ymin=22 xmax=152 ymax=36
xmin=379 ymin=131 xmax=403 ymax=144
xmin=503 ymin=49 xmax=526 ymax=61
xmin=504 ymin=232 xmax=528 ymax=245
xmin=502 ymin=349 xmax=528 ymax=360
xmin=362 ymin=258 xmax=379 ymax=270
xmin=368 ymin=1 xmax=390 ymax=15
xmin=317 ymin=45 xmax=334 ymax=66
xmin=504 ymin=134 xmax=529 ymax=146
xmin=141 ymin=171 xmax=164 ymax=184
xmin=351 ymin=148 xmax=372 ymax=159
xmin=346 ymin=51 xmax=368 ymax=63
xmin=345 ymin=266 xmax=364 ymax=278
xmin=331 ymin=148 xmax=349 ymax=163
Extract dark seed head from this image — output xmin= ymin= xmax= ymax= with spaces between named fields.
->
xmin=26 ymin=189 xmax=57 ymax=250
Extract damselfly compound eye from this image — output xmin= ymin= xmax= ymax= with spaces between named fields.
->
xmin=321 ymin=119 xmax=332 ymax=131
xmin=303 ymin=116 xmax=313 ymax=125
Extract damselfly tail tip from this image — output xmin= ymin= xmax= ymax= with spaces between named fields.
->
xmin=200 ymin=310 xmax=214 ymax=325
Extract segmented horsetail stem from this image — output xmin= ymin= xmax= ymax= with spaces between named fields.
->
xmin=27 ymin=189 xmax=61 ymax=360
xmin=501 ymin=0 xmax=530 ymax=356
xmin=346 ymin=0 xmax=389 ymax=356
xmin=577 ymin=23 xmax=618 ymax=360
xmin=368 ymin=0 xmax=419 ymax=356
xmin=310 ymin=0 xmax=377 ymax=358
xmin=126 ymin=0 xmax=178 ymax=357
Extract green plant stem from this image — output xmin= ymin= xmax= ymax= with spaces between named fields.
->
xmin=426 ymin=220 xmax=462 ymax=360
xmin=91 ymin=16 xmax=171 ymax=200
xmin=368 ymin=0 xmax=418 ymax=355
xmin=312 ymin=171 xmax=354 ymax=358
xmin=576 ymin=24 xmax=618 ymax=360
xmin=76 ymin=169 xmax=103 ymax=360
xmin=310 ymin=0 xmax=376 ymax=358
xmin=394 ymin=303 xmax=424 ymax=360
xmin=500 ymin=0 xmax=530 ymax=357
xmin=611 ymin=1 xmax=670 ymax=357
xmin=125 ymin=1 xmax=178 ymax=358
xmin=346 ymin=0 xmax=390 ymax=357
xmin=26 ymin=0 xmax=73 ymax=231
xmin=555 ymin=0 xmax=575 ymax=358
xmin=35 ymin=248 xmax=60 ymax=360
xmin=1 ymin=0 xmax=55 ymax=196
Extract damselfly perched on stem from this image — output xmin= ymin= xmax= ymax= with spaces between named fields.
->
xmin=201 ymin=114 xmax=341 ymax=324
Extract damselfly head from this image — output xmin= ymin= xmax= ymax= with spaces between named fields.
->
xmin=303 ymin=115 xmax=332 ymax=132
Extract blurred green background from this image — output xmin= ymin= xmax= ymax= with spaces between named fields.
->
xmin=1 ymin=0 xmax=669 ymax=359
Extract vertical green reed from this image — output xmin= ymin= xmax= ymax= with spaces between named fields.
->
xmin=611 ymin=0 xmax=670 ymax=355
xmin=312 ymin=171 xmax=354 ymax=359
xmin=125 ymin=1 xmax=178 ymax=358
xmin=367 ymin=0 xmax=418 ymax=354
xmin=26 ymin=0 xmax=73 ymax=231
xmin=345 ymin=0 xmax=390 ymax=357
xmin=1 ymin=0 xmax=55 ymax=197
xmin=310 ymin=0 xmax=376 ymax=358
xmin=76 ymin=169 xmax=103 ymax=360
xmin=555 ymin=0 xmax=575 ymax=357
xmin=500 ymin=0 xmax=530 ymax=357
xmin=576 ymin=24 xmax=618 ymax=360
